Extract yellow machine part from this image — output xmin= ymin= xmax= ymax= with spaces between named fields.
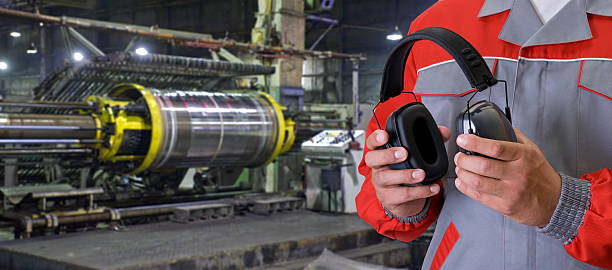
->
xmin=86 ymin=95 xmax=151 ymax=163
xmin=108 ymin=84 xmax=164 ymax=174
xmin=259 ymin=91 xmax=296 ymax=165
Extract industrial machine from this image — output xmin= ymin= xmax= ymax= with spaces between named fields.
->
xmin=1 ymin=84 xmax=295 ymax=173
xmin=0 ymin=52 xmax=301 ymax=238
xmin=0 ymin=52 xmax=294 ymax=186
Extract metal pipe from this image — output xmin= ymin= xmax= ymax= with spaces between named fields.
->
xmin=0 ymin=126 xmax=96 ymax=131
xmin=0 ymin=113 xmax=97 ymax=139
xmin=66 ymin=27 xmax=105 ymax=56
xmin=20 ymin=200 xmax=231 ymax=229
xmin=0 ymin=139 xmax=102 ymax=144
xmin=309 ymin=23 xmax=336 ymax=51
xmin=0 ymin=148 xmax=91 ymax=156
xmin=0 ymin=8 xmax=365 ymax=60
xmin=306 ymin=14 xmax=339 ymax=25
xmin=0 ymin=99 xmax=96 ymax=110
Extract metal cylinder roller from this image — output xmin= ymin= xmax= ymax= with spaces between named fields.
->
xmin=147 ymin=90 xmax=281 ymax=169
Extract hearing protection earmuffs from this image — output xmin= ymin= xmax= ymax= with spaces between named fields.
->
xmin=373 ymin=27 xmax=514 ymax=186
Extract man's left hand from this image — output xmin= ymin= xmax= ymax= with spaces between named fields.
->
xmin=454 ymin=128 xmax=561 ymax=227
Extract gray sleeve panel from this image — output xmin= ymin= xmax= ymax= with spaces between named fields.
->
xmin=382 ymin=198 xmax=431 ymax=224
xmin=537 ymin=173 xmax=591 ymax=245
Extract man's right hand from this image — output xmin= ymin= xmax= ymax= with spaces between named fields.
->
xmin=364 ymin=127 xmax=450 ymax=217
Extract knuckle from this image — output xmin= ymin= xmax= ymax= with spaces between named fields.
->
xmin=455 ymin=168 xmax=463 ymax=178
xmin=491 ymin=143 xmax=504 ymax=157
xmin=375 ymin=189 xmax=389 ymax=205
xmin=455 ymin=153 xmax=464 ymax=167
xmin=471 ymin=190 xmax=482 ymax=201
xmin=478 ymin=161 xmax=492 ymax=174
xmin=471 ymin=177 xmax=482 ymax=188
xmin=403 ymin=187 xmax=427 ymax=200
xmin=364 ymin=152 xmax=375 ymax=166
xmin=374 ymin=170 xmax=390 ymax=184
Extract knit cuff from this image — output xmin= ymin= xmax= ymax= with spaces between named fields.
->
xmin=537 ymin=173 xmax=591 ymax=244
xmin=382 ymin=198 xmax=431 ymax=224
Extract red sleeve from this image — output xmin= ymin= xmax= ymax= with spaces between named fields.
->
xmin=564 ymin=168 xmax=612 ymax=268
xmin=355 ymin=20 xmax=444 ymax=242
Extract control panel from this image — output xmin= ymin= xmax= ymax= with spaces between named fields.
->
xmin=301 ymin=129 xmax=364 ymax=155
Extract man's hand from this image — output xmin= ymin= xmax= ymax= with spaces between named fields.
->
xmin=365 ymin=126 xmax=450 ymax=217
xmin=454 ymin=128 xmax=561 ymax=227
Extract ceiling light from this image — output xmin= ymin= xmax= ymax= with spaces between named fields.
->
xmin=386 ymin=26 xmax=403 ymax=41
xmin=135 ymin=47 xmax=149 ymax=56
xmin=10 ymin=32 xmax=21 ymax=38
xmin=0 ymin=61 xmax=7 ymax=70
xmin=26 ymin=43 xmax=37 ymax=54
xmin=73 ymin=52 xmax=84 ymax=61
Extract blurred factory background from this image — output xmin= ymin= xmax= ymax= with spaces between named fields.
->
xmin=0 ymin=0 xmax=435 ymax=269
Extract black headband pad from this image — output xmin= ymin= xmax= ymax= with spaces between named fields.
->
xmin=380 ymin=27 xmax=497 ymax=103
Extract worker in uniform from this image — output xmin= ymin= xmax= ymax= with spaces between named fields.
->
xmin=357 ymin=0 xmax=612 ymax=269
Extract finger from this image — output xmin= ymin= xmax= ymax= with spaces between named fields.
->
xmin=364 ymin=147 xmax=407 ymax=169
xmin=438 ymin=126 xmax=451 ymax=142
xmin=454 ymin=177 xmax=500 ymax=206
xmin=455 ymin=178 xmax=512 ymax=214
xmin=455 ymin=167 xmax=504 ymax=197
xmin=382 ymin=184 xmax=441 ymax=205
xmin=367 ymin=130 xmax=389 ymax=150
xmin=454 ymin=152 xmax=507 ymax=179
xmin=456 ymin=134 xmax=523 ymax=161
xmin=376 ymin=169 xmax=427 ymax=186
xmin=513 ymin=128 xmax=535 ymax=146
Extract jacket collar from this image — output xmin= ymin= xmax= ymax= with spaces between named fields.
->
xmin=477 ymin=0 xmax=612 ymax=46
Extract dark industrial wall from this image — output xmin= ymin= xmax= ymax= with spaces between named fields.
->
xmin=305 ymin=0 xmax=436 ymax=104
xmin=0 ymin=0 xmax=436 ymax=100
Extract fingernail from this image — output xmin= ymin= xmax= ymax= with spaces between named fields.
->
xmin=454 ymin=167 xmax=459 ymax=175
xmin=377 ymin=132 xmax=385 ymax=143
xmin=454 ymin=153 xmax=460 ymax=164
xmin=457 ymin=135 xmax=466 ymax=147
xmin=430 ymin=184 xmax=440 ymax=193
xmin=455 ymin=178 xmax=461 ymax=187
xmin=412 ymin=169 xmax=425 ymax=180
xmin=394 ymin=150 xmax=406 ymax=159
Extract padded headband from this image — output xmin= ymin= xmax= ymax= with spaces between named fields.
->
xmin=380 ymin=27 xmax=497 ymax=103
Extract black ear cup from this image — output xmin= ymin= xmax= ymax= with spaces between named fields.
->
xmin=385 ymin=102 xmax=449 ymax=185
xmin=456 ymin=101 xmax=517 ymax=157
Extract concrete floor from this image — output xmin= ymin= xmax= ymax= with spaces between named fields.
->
xmin=0 ymin=210 xmax=424 ymax=270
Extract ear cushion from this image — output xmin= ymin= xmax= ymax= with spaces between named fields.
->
xmin=385 ymin=102 xmax=448 ymax=185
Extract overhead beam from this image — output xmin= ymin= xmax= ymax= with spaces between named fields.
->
xmin=0 ymin=7 xmax=365 ymax=60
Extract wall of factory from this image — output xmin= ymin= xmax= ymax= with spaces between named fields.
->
xmin=0 ymin=0 xmax=436 ymax=102
xmin=304 ymin=0 xmax=436 ymax=104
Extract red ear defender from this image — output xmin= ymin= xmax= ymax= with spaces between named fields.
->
xmin=374 ymin=27 xmax=512 ymax=186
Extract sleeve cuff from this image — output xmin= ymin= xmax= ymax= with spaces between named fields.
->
xmin=382 ymin=198 xmax=431 ymax=224
xmin=537 ymin=173 xmax=591 ymax=244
